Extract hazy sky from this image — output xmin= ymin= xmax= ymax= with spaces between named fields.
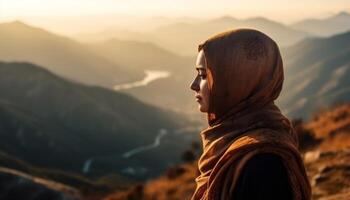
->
xmin=1 ymin=0 xmax=349 ymax=34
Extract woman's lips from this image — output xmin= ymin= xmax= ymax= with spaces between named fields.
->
xmin=195 ymin=95 xmax=202 ymax=102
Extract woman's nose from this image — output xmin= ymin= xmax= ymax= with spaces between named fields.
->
xmin=190 ymin=77 xmax=200 ymax=91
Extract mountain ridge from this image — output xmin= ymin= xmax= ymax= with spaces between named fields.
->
xmin=0 ymin=21 xmax=143 ymax=87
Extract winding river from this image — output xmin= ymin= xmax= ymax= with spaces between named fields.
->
xmin=82 ymin=70 xmax=171 ymax=174
xmin=114 ymin=70 xmax=170 ymax=90
xmin=122 ymin=129 xmax=168 ymax=158
xmin=81 ymin=129 xmax=169 ymax=173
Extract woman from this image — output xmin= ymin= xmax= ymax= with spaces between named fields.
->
xmin=189 ymin=29 xmax=311 ymax=200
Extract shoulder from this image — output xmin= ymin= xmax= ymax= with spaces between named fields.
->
xmin=232 ymin=153 xmax=294 ymax=200
xmin=244 ymin=153 xmax=286 ymax=173
xmin=239 ymin=153 xmax=290 ymax=185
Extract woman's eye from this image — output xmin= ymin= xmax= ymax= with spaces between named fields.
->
xmin=196 ymin=69 xmax=206 ymax=79
xmin=198 ymin=73 xmax=207 ymax=79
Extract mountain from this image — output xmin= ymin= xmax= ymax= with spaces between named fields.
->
xmin=83 ymin=17 xmax=311 ymax=119
xmin=278 ymin=31 xmax=350 ymax=119
xmin=0 ymin=21 xmax=195 ymax=118
xmin=89 ymin=27 xmax=350 ymax=125
xmin=0 ymin=21 xmax=142 ymax=87
xmin=74 ymin=16 xmax=203 ymax=42
xmin=102 ymin=103 xmax=350 ymax=200
xmin=0 ymin=61 xmax=198 ymax=180
xmin=78 ymin=16 xmax=310 ymax=56
xmin=150 ymin=16 xmax=309 ymax=55
xmin=0 ymin=149 xmax=133 ymax=199
xmin=86 ymin=38 xmax=202 ymax=122
xmin=0 ymin=166 xmax=83 ymax=200
xmin=292 ymin=11 xmax=350 ymax=36
xmin=88 ymin=38 xmax=185 ymax=72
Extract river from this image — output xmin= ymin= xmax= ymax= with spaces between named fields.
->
xmin=122 ymin=129 xmax=168 ymax=158
xmin=82 ymin=128 xmax=169 ymax=173
xmin=82 ymin=70 xmax=171 ymax=174
xmin=114 ymin=70 xmax=170 ymax=90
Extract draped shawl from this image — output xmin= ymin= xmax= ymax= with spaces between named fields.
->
xmin=191 ymin=29 xmax=311 ymax=200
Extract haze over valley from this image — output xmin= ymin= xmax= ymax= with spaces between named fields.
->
xmin=0 ymin=4 xmax=350 ymax=199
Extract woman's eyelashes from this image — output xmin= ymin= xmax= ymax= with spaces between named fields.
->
xmin=197 ymin=69 xmax=207 ymax=79
xmin=199 ymin=74 xmax=207 ymax=79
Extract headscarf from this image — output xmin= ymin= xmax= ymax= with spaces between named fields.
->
xmin=191 ymin=29 xmax=311 ymax=200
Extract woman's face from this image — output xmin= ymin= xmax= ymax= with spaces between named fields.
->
xmin=190 ymin=50 xmax=210 ymax=113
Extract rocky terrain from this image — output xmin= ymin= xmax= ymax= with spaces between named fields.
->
xmin=102 ymin=103 xmax=350 ymax=200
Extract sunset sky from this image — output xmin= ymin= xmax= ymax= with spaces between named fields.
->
xmin=1 ymin=0 xmax=349 ymax=34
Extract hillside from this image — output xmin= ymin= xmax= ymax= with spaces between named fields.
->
xmin=0 ymin=21 xmax=142 ymax=87
xmin=279 ymin=31 xmax=350 ymax=119
xmin=0 ymin=61 xmax=199 ymax=181
xmin=0 ymin=21 xmax=201 ymax=118
xmin=292 ymin=11 xmax=350 ymax=37
xmin=85 ymin=37 xmax=199 ymax=119
xmin=0 ymin=166 xmax=83 ymax=200
xmin=102 ymin=103 xmax=350 ymax=200
xmin=88 ymin=38 xmax=185 ymax=72
xmin=0 ymin=149 xmax=134 ymax=199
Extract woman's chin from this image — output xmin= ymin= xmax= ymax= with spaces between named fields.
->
xmin=199 ymin=105 xmax=208 ymax=113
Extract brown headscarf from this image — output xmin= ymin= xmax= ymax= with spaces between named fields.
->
xmin=191 ymin=29 xmax=311 ymax=200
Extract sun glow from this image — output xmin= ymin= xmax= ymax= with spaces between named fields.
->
xmin=1 ymin=0 xmax=349 ymax=34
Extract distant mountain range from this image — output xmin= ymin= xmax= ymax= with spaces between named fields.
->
xmin=75 ymin=11 xmax=350 ymax=56
xmin=102 ymin=30 xmax=350 ymax=122
xmin=292 ymin=11 xmax=350 ymax=36
xmin=79 ymin=16 xmax=310 ymax=56
xmin=86 ymin=37 xmax=198 ymax=118
xmin=0 ymin=61 xmax=198 ymax=180
xmin=149 ymin=16 xmax=310 ymax=55
xmin=0 ymin=21 xmax=143 ymax=87
xmin=84 ymin=18 xmax=350 ymax=121
xmin=88 ymin=38 xmax=186 ymax=72
xmin=2 ymin=20 xmax=349 ymax=121
xmin=279 ymin=30 xmax=350 ymax=119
